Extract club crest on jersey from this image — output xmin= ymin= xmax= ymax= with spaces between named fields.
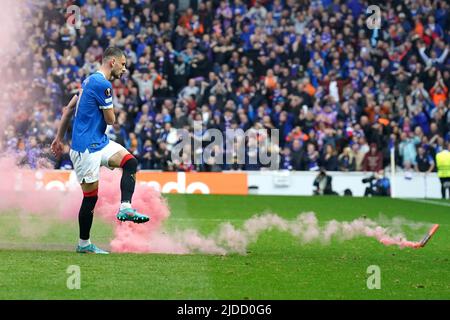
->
xmin=105 ymin=88 xmax=112 ymax=97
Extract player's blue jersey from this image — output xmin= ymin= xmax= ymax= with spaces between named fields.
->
xmin=71 ymin=71 xmax=113 ymax=153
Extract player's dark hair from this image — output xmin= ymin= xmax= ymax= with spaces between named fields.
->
xmin=102 ymin=47 xmax=124 ymax=63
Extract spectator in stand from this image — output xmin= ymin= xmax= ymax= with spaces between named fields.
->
xmin=321 ymin=144 xmax=338 ymax=171
xmin=362 ymin=143 xmax=384 ymax=173
xmin=303 ymin=143 xmax=320 ymax=171
xmin=415 ymin=145 xmax=435 ymax=173
xmin=399 ymin=131 xmax=421 ymax=168
xmin=338 ymin=147 xmax=356 ymax=172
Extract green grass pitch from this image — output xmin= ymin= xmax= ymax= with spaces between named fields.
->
xmin=0 ymin=195 xmax=449 ymax=299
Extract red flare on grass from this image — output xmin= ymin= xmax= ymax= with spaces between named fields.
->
xmin=419 ymin=224 xmax=439 ymax=248
xmin=379 ymin=224 xmax=439 ymax=249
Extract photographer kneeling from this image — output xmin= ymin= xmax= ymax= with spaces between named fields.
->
xmin=313 ymin=168 xmax=338 ymax=195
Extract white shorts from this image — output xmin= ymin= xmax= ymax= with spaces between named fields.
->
xmin=70 ymin=140 xmax=126 ymax=184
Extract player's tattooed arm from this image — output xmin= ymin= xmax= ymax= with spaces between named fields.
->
xmin=65 ymin=94 xmax=79 ymax=112
xmin=51 ymin=95 xmax=79 ymax=157
xmin=56 ymin=94 xmax=79 ymax=139
xmin=102 ymin=108 xmax=116 ymax=125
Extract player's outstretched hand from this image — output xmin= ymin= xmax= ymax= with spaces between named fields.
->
xmin=51 ymin=138 xmax=64 ymax=158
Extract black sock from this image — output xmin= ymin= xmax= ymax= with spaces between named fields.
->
xmin=121 ymin=156 xmax=138 ymax=204
xmin=79 ymin=194 xmax=98 ymax=240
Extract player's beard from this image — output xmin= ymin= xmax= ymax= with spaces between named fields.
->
xmin=110 ymin=71 xmax=121 ymax=81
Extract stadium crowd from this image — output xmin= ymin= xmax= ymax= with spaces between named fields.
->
xmin=1 ymin=0 xmax=449 ymax=173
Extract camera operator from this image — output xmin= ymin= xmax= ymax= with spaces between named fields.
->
xmin=313 ymin=168 xmax=337 ymax=195
xmin=363 ymin=170 xmax=391 ymax=197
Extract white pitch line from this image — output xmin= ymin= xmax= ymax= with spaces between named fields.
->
xmin=399 ymin=198 xmax=450 ymax=207
xmin=168 ymin=218 xmax=245 ymax=222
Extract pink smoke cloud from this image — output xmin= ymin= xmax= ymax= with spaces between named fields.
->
xmin=0 ymin=156 xmax=171 ymax=250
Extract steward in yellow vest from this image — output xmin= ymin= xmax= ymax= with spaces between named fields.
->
xmin=436 ymin=143 xmax=450 ymax=199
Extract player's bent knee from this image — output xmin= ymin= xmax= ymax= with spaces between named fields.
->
xmin=121 ymin=154 xmax=138 ymax=174
xmin=81 ymin=181 xmax=99 ymax=193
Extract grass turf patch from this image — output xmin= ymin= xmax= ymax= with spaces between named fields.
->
xmin=0 ymin=195 xmax=448 ymax=299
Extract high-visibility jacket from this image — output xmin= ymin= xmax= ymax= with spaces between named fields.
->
xmin=436 ymin=150 xmax=450 ymax=178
